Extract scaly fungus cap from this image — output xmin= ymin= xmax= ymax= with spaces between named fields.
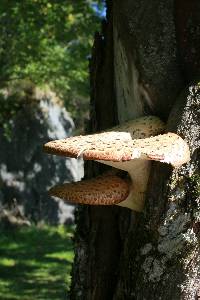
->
xmin=44 ymin=116 xmax=165 ymax=160
xmin=43 ymin=116 xmax=190 ymax=211
xmin=49 ymin=173 xmax=130 ymax=205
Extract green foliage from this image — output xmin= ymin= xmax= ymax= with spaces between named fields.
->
xmin=0 ymin=80 xmax=37 ymax=140
xmin=0 ymin=0 xmax=103 ymax=126
xmin=0 ymin=225 xmax=74 ymax=300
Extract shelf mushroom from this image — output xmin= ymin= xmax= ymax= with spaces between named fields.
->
xmin=43 ymin=116 xmax=190 ymax=211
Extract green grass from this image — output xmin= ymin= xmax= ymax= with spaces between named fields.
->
xmin=0 ymin=225 xmax=74 ymax=300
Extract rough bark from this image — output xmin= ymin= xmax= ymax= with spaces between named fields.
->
xmin=70 ymin=1 xmax=200 ymax=299
xmin=70 ymin=3 xmax=122 ymax=299
xmin=114 ymin=83 xmax=200 ymax=300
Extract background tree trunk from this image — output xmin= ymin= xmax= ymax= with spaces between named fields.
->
xmin=70 ymin=1 xmax=200 ymax=299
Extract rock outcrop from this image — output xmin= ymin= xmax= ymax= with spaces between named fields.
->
xmin=0 ymin=83 xmax=83 ymax=224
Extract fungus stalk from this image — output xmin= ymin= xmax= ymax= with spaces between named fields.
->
xmin=97 ymin=159 xmax=150 ymax=211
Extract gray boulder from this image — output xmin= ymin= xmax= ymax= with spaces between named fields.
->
xmin=0 ymin=85 xmax=83 ymax=224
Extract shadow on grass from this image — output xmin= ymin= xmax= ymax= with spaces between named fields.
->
xmin=0 ymin=225 xmax=74 ymax=300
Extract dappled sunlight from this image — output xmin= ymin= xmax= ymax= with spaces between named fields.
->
xmin=0 ymin=225 xmax=74 ymax=300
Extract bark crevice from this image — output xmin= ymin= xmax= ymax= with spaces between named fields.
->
xmin=70 ymin=1 xmax=200 ymax=299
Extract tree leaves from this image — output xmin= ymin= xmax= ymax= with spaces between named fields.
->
xmin=0 ymin=1 xmax=103 ymax=126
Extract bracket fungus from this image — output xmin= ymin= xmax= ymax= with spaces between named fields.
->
xmin=44 ymin=116 xmax=190 ymax=212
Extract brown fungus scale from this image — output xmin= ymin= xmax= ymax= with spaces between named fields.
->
xmin=49 ymin=174 xmax=130 ymax=206
xmin=43 ymin=116 xmax=190 ymax=212
xmin=43 ymin=116 xmax=165 ymax=160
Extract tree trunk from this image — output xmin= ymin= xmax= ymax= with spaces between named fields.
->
xmin=70 ymin=1 xmax=200 ymax=299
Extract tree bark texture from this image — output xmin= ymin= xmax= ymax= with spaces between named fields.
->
xmin=70 ymin=1 xmax=200 ymax=299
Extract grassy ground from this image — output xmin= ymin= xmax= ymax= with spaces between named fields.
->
xmin=0 ymin=225 xmax=74 ymax=300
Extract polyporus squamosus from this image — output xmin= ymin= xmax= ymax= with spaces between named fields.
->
xmin=43 ymin=116 xmax=190 ymax=212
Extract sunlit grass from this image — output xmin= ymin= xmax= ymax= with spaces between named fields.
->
xmin=0 ymin=225 xmax=74 ymax=300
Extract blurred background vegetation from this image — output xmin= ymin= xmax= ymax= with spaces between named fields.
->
xmin=0 ymin=0 xmax=105 ymax=130
xmin=0 ymin=1 xmax=104 ymax=299
xmin=0 ymin=225 xmax=74 ymax=300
